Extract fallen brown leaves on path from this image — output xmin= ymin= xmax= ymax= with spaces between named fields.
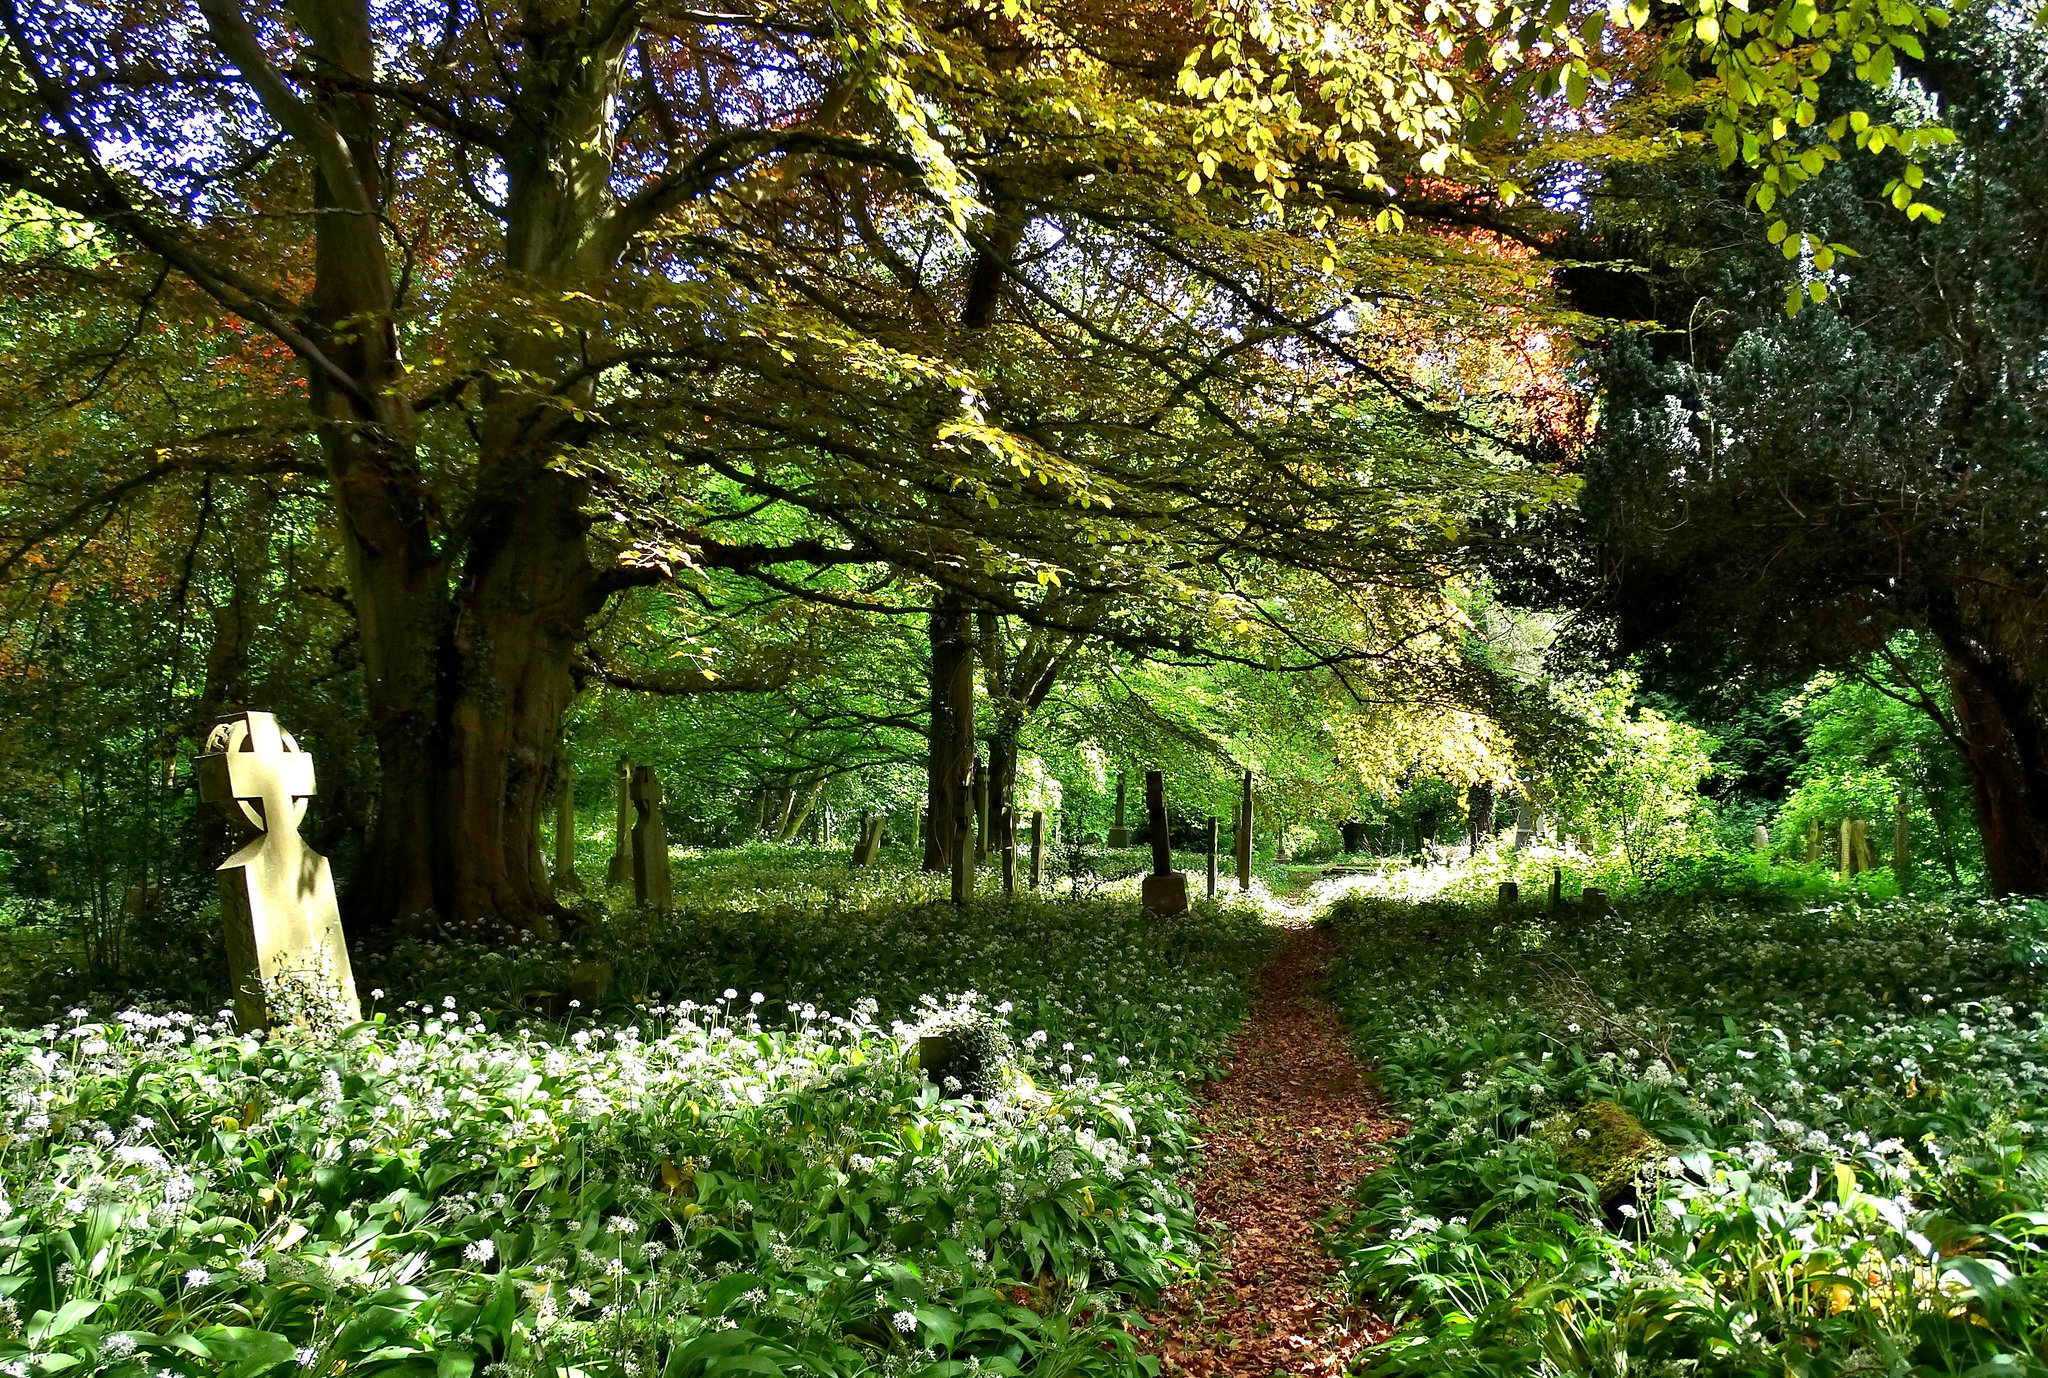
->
xmin=1146 ymin=923 xmax=1400 ymax=1378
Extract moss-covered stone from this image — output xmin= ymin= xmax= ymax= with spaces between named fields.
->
xmin=918 ymin=1015 xmax=1017 ymax=1099
xmin=1539 ymin=1100 xmax=1664 ymax=1204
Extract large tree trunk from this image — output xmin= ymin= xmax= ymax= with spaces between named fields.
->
xmin=987 ymin=732 xmax=1019 ymax=878
xmin=1468 ymin=782 xmax=1494 ymax=853
xmin=779 ymin=777 xmax=827 ymax=843
xmin=924 ymin=597 xmax=976 ymax=872
xmin=1948 ymin=658 xmax=2048 ymax=895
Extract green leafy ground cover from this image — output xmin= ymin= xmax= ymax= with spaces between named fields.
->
xmin=0 ymin=866 xmax=1272 ymax=1378
xmin=1324 ymin=892 xmax=2048 ymax=1376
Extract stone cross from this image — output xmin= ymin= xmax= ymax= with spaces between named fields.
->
xmin=606 ymin=756 xmax=634 ymax=887
xmin=1108 ymin=771 xmax=1131 ymax=848
xmin=1141 ymin=769 xmax=1188 ymax=915
xmin=631 ymin=766 xmax=672 ymax=908
xmin=196 ymin=711 xmax=360 ymax=1030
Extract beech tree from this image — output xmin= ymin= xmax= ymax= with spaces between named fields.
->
xmin=0 ymin=0 xmax=1946 ymax=933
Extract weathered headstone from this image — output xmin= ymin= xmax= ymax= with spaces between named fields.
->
xmin=850 ymin=811 xmax=882 ymax=868
xmin=553 ymin=753 xmax=581 ymax=892
xmin=1497 ymin=880 xmax=1519 ymax=910
xmin=1753 ymin=822 xmax=1769 ymax=852
xmin=1582 ymin=886 xmax=1610 ymax=919
xmin=1205 ymin=814 xmax=1219 ymax=898
xmin=1513 ymin=798 xmax=1535 ymax=851
xmin=196 ymin=711 xmax=360 ymax=1030
xmin=1140 ymin=769 xmax=1188 ymax=915
xmin=1804 ymin=819 xmax=1821 ymax=864
xmin=606 ymin=756 xmax=634 ymax=887
xmin=1108 ymin=771 xmax=1131 ymax=848
xmin=631 ymin=766 xmax=672 ymax=908
xmin=1549 ymin=866 xmax=1563 ymax=912
xmin=1030 ymin=810 xmax=1045 ymax=890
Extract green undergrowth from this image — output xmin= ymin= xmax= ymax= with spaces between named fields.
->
xmin=1323 ymin=891 xmax=2048 ymax=1377
xmin=0 ymin=878 xmax=1274 ymax=1378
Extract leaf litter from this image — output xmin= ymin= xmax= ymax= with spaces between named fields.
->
xmin=1146 ymin=922 xmax=1400 ymax=1377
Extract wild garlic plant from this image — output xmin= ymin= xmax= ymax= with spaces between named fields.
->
xmin=0 ymin=893 xmax=1272 ymax=1378
xmin=1326 ymin=893 xmax=2048 ymax=1378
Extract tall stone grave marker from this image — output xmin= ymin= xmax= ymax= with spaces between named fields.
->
xmin=1141 ymin=769 xmax=1188 ymax=915
xmin=606 ymin=756 xmax=634 ymax=887
xmin=1108 ymin=772 xmax=1131 ymax=848
xmin=196 ymin=711 xmax=360 ymax=1030
xmin=1236 ymin=770 xmax=1254 ymax=891
xmin=631 ymin=766 xmax=672 ymax=908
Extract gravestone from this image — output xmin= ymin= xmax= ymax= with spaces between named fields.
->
xmin=196 ymin=711 xmax=360 ymax=1030
xmin=1582 ymin=887 xmax=1610 ymax=919
xmin=1549 ymin=866 xmax=1563 ymax=912
xmin=1497 ymin=880 xmax=1519 ymax=910
xmin=606 ymin=756 xmax=634 ymax=887
xmin=1108 ymin=772 xmax=1131 ymax=848
xmin=851 ymin=812 xmax=884 ymax=867
xmin=1140 ymin=769 xmax=1188 ymax=915
xmin=1753 ymin=822 xmax=1769 ymax=851
xmin=630 ymin=766 xmax=672 ymax=908
xmin=1205 ymin=814 xmax=1219 ymax=898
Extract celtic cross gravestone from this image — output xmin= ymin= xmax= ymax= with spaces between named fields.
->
xmin=195 ymin=711 xmax=360 ymax=1029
